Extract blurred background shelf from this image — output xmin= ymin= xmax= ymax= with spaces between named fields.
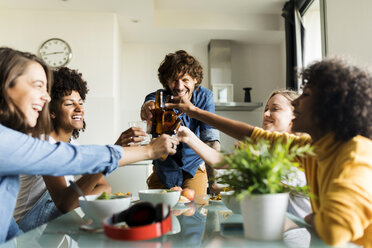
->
xmin=215 ymin=102 xmax=263 ymax=111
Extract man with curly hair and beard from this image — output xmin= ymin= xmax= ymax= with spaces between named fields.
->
xmin=140 ymin=50 xmax=220 ymax=195
xmin=167 ymin=57 xmax=372 ymax=247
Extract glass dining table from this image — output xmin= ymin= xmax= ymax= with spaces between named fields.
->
xmin=1 ymin=194 xmax=359 ymax=248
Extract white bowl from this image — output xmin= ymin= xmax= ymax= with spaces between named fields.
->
xmin=138 ymin=189 xmax=180 ymax=208
xmin=78 ymin=195 xmax=131 ymax=223
xmin=220 ymin=191 xmax=241 ymax=214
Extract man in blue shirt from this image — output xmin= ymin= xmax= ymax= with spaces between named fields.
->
xmin=141 ymin=50 xmax=220 ymax=195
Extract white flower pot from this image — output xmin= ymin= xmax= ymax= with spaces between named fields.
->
xmin=240 ymin=192 xmax=289 ymax=241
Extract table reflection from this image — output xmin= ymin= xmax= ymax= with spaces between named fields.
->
xmin=0 ymin=194 xmax=359 ymax=248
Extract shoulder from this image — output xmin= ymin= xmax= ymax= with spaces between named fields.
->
xmin=192 ymin=86 xmax=214 ymax=107
xmin=194 ymin=86 xmax=213 ymax=98
xmin=144 ymin=90 xmax=159 ymax=101
xmin=344 ymin=135 xmax=372 ymax=163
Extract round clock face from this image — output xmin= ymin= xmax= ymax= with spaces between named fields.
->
xmin=39 ymin=38 xmax=72 ymax=68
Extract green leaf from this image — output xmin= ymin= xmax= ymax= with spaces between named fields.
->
xmin=216 ymin=137 xmax=313 ymax=196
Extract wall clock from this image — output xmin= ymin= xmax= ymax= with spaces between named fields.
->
xmin=39 ymin=38 xmax=72 ymax=68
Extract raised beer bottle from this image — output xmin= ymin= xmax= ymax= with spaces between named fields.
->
xmin=162 ymin=95 xmax=179 ymax=134
xmin=150 ymin=90 xmax=164 ymax=136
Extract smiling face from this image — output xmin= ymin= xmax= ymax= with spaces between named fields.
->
xmin=291 ymin=86 xmax=316 ymax=135
xmin=7 ymin=62 xmax=51 ymax=127
xmin=262 ymin=94 xmax=294 ymax=133
xmin=52 ymin=90 xmax=84 ymax=133
xmin=166 ymin=73 xmax=197 ymax=100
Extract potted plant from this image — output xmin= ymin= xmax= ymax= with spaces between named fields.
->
xmin=216 ymin=138 xmax=313 ymax=241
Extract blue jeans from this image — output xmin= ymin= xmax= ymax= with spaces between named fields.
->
xmin=17 ymin=191 xmax=62 ymax=232
xmin=6 ymin=218 xmax=23 ymax=241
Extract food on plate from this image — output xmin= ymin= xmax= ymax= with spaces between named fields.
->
xmin=97 ymin=191 xmax=131 ymax=200
xmin=181 ymin=188 xmax=195 ymax=201
xmin=170 ymin=186 xmax=183 ymax=191
xmin=222 ymin=187 xmax=233 ymax=192
xmin=178 ymin=195 xmax=189 ymax=203
xmin=210 ymin=194 xmax=221 ymax=201
xmin=161 ymin=189 xmax=179 ymax=193
xmin=114 ymin=191 xmax=131 ymax=196
xmin=169 ymin=186 xmax=195 ymax=202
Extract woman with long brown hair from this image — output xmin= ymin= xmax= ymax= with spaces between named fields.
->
xmin=0 ymin=47 xmax=178 ymax=243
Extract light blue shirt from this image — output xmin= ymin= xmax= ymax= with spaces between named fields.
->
xmin=0 ymin=124 xmax=123 ymax=243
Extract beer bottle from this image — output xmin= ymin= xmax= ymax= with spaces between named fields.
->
xmin=162 ymin=95 xmax=178 ymax=134
xmin=150 ymin=90 xmax=164 ymax=136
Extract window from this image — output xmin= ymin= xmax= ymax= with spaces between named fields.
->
xmin=302 ymin=0 xmax=325 ymax=67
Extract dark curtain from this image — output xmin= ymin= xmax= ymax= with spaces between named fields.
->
xmin=282 ymin=0 xmax=312 ymax=91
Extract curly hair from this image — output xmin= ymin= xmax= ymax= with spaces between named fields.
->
xmin=0 ymin=47 xmax=52 ymax=138
xmin=158 ymin=50 xmax=203 ymax=89
xmin=50 ymin=67 xmax=89 ymax=139
xmin=301 ymin=57 xmax=372 ymax=141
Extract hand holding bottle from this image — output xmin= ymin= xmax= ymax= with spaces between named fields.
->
xmin=140 ymin=101 xmax=155 ymax=121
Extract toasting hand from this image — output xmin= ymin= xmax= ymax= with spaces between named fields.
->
xmin=149 ymin=134 xmax=179 ymax=159
xmin=115 ymin=127 xmax=147 ymax=147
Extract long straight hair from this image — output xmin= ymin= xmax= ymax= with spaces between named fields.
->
xmin=0 ymin=47 xmax=52 ymax=137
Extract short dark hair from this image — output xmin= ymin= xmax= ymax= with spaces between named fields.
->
xmin=51 ymin=67 xmax=89 ymax=139
xmin=0 ymin=47 xmax=52 ymax=137
xmin=158 ymin=50 xmax=203 ymax=89
xmin=301 ymin=57 xmax=372 ymax=141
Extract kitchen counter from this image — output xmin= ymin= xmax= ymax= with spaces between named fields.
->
xmin=215 ymin=102 xmax=263 ymax=111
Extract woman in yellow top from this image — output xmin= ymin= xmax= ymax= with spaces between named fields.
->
xmin=168 ymin=57 xmax=372 ymax=247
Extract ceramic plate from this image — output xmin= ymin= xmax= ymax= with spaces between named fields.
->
xmin=177 ymin=199 xmax=191 ymax=204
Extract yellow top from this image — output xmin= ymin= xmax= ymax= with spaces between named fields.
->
xmin=251 ymin=127 xmax=372 ymax=247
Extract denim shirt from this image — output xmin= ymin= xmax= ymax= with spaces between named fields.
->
xmin=0 ymin=124 xmax=123 ymax=243
xmin=144 ymin=86 xmax=220 ymax=188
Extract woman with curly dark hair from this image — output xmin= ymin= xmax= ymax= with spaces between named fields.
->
xmin=14 ymin=67 xmax=111 ymax=231
xmin=167 ymin=57 xmax=372 ymax=247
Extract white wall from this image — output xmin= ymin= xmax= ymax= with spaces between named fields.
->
xmin=0 ymin=9 xmax=121 ymax=145
xmin=326 ymin=0 xmax=372 ymax=64
xmin=219 ymin=43 xmax=285 ymax=152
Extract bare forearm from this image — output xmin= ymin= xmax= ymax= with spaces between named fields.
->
xmin=191 ymin=108 xmax=254 ymax=140
xmin=44 ymin=174 xmax=110 ymax=213
xmin=118 ymin=146 xmax=152 ymax=166
xmin=118 ymin=134 xmax=178 ymax=166
xmin=75 ymin=174 xmax=111 ymax=195
xmin=186 ymin=137 xmax=222 ymax=165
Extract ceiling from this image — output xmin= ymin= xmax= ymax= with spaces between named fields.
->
xmin=0 ymin=0 xmax=287 ymax=44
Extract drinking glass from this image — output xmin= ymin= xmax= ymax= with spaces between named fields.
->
xmin=128 ymin=120 xmax=151 ymax=145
